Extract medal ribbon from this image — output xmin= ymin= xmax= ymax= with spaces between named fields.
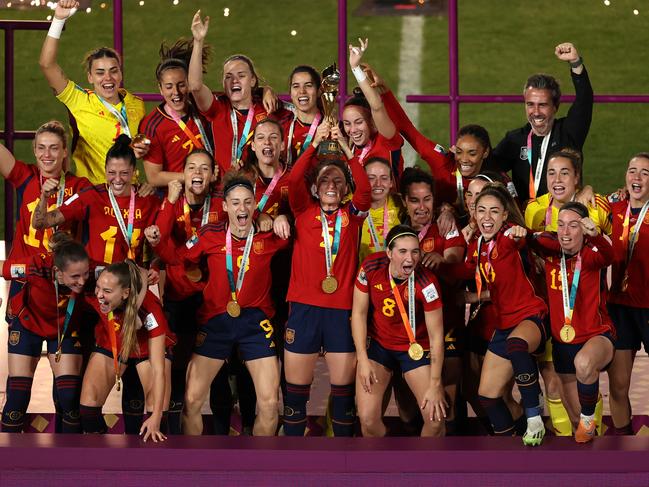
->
xmin=526 ymin=129 xmax=551 ymax=199
xmin=183 ymin=195 xmax=212 ymax=240
xmin=107 ymin=311 xmax=122 ymax=391
xmin=225 ymin=226 xmax=255 ymax=304
xmin=366 ymin=201 xmax=389 ymax=251
xmin=356 ymin=139 xmax=374 ymax=165
xmin=96 ymin=94 xmax=131 ymax=137
xmin=286 ymin=112 xmax=321 ymax=166
xmin=560 ymin=251 xmax=582 ymax=325
xmin=108 ymin=187 xmax=136 ymax=260
xmin=230 ymin=106 xmax=255 ymax=166
xmin=389 ymin=273 xmax=417 ymax=345
xmin=257 ymin=168 xmax=284 ymax=213
xmin=166 ymin=104 xmax=214 ymax=156
xmin=622 ymin=200 xmax=649 ymax=264
xmin=320 ymin=209 xmax=343 ymax=278
xmin=455 ymin=170 xmax=465 ymax=210
xmin=54 ymin=280 xmax=76 ymax=358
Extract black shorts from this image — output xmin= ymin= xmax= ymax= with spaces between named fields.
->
xmin=487 ymin=315 xmax=548 ymax=359
xmin=608 ymin=303 xmax=649 ymax=352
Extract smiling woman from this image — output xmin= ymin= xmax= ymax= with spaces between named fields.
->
xmin=38 ymin=0 xmax=147 ymax=184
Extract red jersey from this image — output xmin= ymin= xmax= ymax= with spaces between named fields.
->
xmin=532 ymin=233 xmax=614 ymax=343
xmin=7 ymin=161 xmax=91 ymax=261
xmin=154 ymin=194 xmax=223 ymax=302
xmin=140 ymin=104 xmax=213 ymax=173
xmin=287 ymin=146 xmax=371 ymax=310
xmin=447 ymin=228 xmax=547 ymax=329
xmin=90 ymin=291 xmax=173 ymax=359
xmin=58 ymin=185 xmax=160 ymax=266
xmin=2 ymin=254 xmax=91 ymax=338
xmin=356 ymin=253 xmax=442 ymax=351
xmin=608 ymin=201 xmax=649 ymax=308
xmin=254 ymin=168 xmax=291 ymax=219
xmin=156 ymin=221 xmax=289 ymax=323
xmin=352 ymin=131 xmax=404 ymax=179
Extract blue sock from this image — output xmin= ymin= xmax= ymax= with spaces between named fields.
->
xmin=577 ymin=379 xmax=599 ymax=417
xmin=121 ymin=366 xmax=145 ymax=434
xmin=478 ymin=395 xmax=514 ymax=436
xmin=330 ymin=383 xmax=355 ymax=437
xmin=2 ymin=376 xmax=33 ymax=432
xmin=80 ymin=404 xmax=107 ymax=433
xmin=54 ymin=375 xmax=82 ymax=433
xmin=506 ymin=337 xmax=542 ymax=418
xmin=283 ymin=382 xmax=310 ymax=436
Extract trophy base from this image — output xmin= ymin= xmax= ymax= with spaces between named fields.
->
xmin=316 ymin=139 xmax=344 ymax=160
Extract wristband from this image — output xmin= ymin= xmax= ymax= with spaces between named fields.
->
xmin=569 ymin=56 xmax=583 ymax=69
xmin=47 ymin=17 xmax=66 ymax=39
xmin=351 ymin=65 xmax=367 ymax=83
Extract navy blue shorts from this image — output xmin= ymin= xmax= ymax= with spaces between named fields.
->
xmin=608 ymin=303 xmax=649 ymax=352
xmin=367 ymin=337 xmax=429 ymax=374
xmin=552 ymin=333 xmax=615 ymax=375
xmin=8 ymin=317 xmax=81 ymax=357
xmin=284 ymin=302 xmax=354 ymax=354
xmin=195 ymin=308 xmax=276 ymax=361
xmin=487 ymin=315 xmax=548 ymax=359
xmin=94 ymin=346 xmax=173 ymax=365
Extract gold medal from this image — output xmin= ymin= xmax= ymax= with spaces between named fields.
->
xmin=560 ymin=324 xmax=576 ymax=343
xmin=408 ymin=342 xmax=424 ymax=361
xmin=130 ymin=133 xmax=151 ymax=148
xmin=469 ymin=303 xmax=482 ymax=322
xmin=321 ymin=275 xmax=338 ymax=294
xmin=621 ymin=272 xmax=629 ymax=292
xmin=54 ymin=348 xmax=62 ymax=363
xmin=185 ymin=266 xmax=202 ymax=283
xmin=226 ymin=300 xmax=241 ymax=318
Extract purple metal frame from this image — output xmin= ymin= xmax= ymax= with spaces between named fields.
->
xmin=3 ymin=0 xmax=649 ymax=241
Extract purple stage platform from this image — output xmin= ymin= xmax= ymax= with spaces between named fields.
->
xmin=1 ymin=434 xmax=649 ymax=486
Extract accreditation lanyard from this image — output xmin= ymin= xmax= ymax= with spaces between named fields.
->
xmin=257 ymin=169 xmax=284 ymax=213
xmin=54 ymin=281 xmax=76 ymax=362
xmin=230 ymin=106 xmax=255 ymax=166
xmin=417 ymin=223 xmax=431 ymax=243
xmin=455 ymin=170 xmax=465 ymax=210
xmin=526 ymin=129 xmax=551 ymax=199
xmin=321 ymin=209 xmax=343 ymax=278
xmin=225 ymin=226 xmax=255 ymax=304
xmin=560 ymin=251 xmax=582 ymax=326
xmin=107 ymin=311 xmax=122 ymax=391
xmin=166 ymin=104 xmax=213 ymax=156
xmin=183 ymin=195 xmax=211 ymax=240
xmin=286 ymin=112 xmax=321 ymax=166
xmin=96 ymin=94 xmax=131 ymax=137
xmin=366 ymin=201 xmax=389 ymax=251
xmin=389 ymin=273 xmax=417 ymax=345
xmin=622 ymin=200 xmax=649 ymax=264
xmin=108 ymin=187 xmax=136 ymax=260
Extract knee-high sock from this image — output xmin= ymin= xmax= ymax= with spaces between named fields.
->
xmin=80 ymin=404 xmax=107 ymax=433
xmin=479 ymin=395 xmax=514 ymax=436
xmin=330 ymin=383 xmax=355 ymax=437
xmin=54 ymin=375 xmax=82 ymax=433
xmin=283 ymin=382 xmax=311 ymax=436
xmin=547 ymin=397 xmax=572 ymax=436
xmin=121 ymin=366 xmax=145 ymax=434
xmin=1 ymin=376 xmax=33 ymax=432
xmin=506 ymin=337 xmax=542 ymax=418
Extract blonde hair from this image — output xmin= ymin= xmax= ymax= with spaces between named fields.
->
xmin=33 ymin=120 xmax=69 ymax=172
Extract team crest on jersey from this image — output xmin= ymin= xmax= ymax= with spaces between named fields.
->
xmin=341 ymin=212 xmax=350 ymax=227
xmin=490 ymin=246 xmax=498 ymax=259
xmin=520 ymin=146 xmax=528 ymax=160
xmin=422 ymin=238 xmax=434 ymax=253
xmin=253 ymin=240 xmax=265 ymax=254
xmin=285 ymin=328 xmax=295 ymax=344
xmin=10 ymin=264 xmax=26 ymax=279
xmin=9 ymin=331 xmax=20 ymax=346
xmin=195 ymin=331 xmax=207 ymax=348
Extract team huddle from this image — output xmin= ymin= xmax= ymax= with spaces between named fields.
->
xmin=1 ymin=1 xmax=647 ymax=446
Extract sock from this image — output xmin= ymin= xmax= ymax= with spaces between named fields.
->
xmin=210 ymin=366 xmax=232 ymax=435
xmin=478 ymin=395 xmax=514 ymax=436
xmin=577 ymin=379 xmax=599 ymax=417
xmin=514 ymin=414 xmax=527 ymax=436
xmin=52 ymin=379 xmax=62 ymax=433
xmin=167 ymin=368 xmax=185 ymax=435
xmin=283 ymin=382 xmax=311 ymax=436
xmin=594 ymin=394 xmax=604 ymax=435
xmin=1 ymin=376 xmax=33 ymax=432
xmin=80 ymin=404 xmax=107 ymax=433
xmin=54 ymin=375 xmax=82 ymax=433
xmin=330 ymin=384 xmax=355 ymax=437
xmin=121 ymin=366 xmax=145 ymax=434
xmin=506 ymin=337 xmax=541 ymax=417
xmin=547 ymin=397 xmax=572 ymax=436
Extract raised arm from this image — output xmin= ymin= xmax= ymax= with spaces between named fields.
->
xmin=349 ymin=39 xmax=396 ymax=140
xmin=0 ymin=142 xmax=16 ymax=179
xmin=39 ymin=0 xmax=78 ymax=96
xmin=288 ymin=124 xmax=329 ymax=214
xmin=188 ymin=10 xmax=215 ymax=113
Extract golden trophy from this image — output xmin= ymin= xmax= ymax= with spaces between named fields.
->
xmin=317 ymin=63 xmax=343 ymax=159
